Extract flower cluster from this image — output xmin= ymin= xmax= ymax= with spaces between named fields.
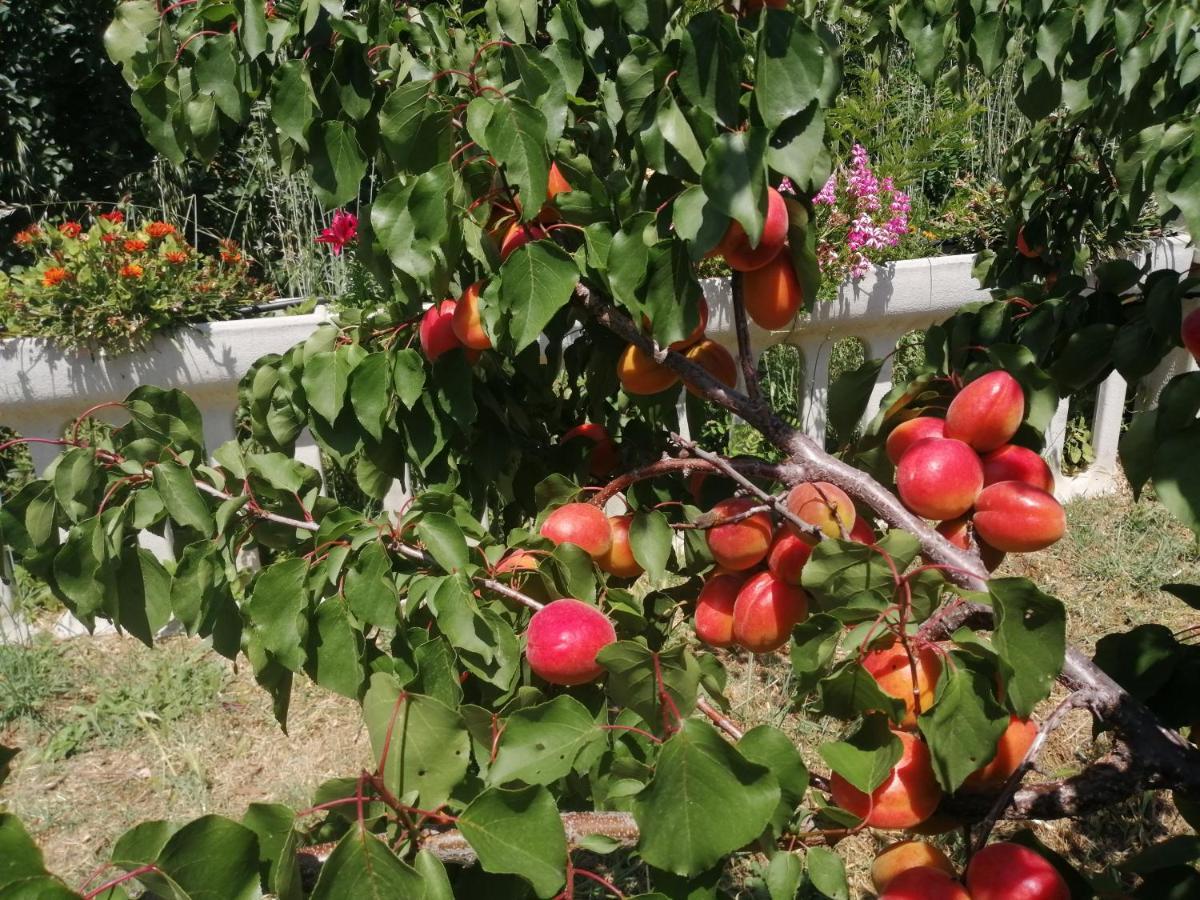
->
xmin=812 ymin=144 xmax=912 ymax=282
xmin=1 ymin=211 xmax=274 ymax=351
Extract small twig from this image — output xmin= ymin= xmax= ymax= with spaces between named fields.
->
xmin=588 ymin=455 xmax=790 ymax=508
xmin=697 ymin=697 xmax=744 ymax=741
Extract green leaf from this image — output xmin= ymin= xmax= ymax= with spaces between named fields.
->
xmin=918 ymin=665 xmax=1010 ymax=792
xmin=416 ymin=513 xmax=470 ymax=574
xmin=677 ymin=11 xmax=740 ymax=128
xmin=149 ymin=815 xmax=261 ymax=900
xmin=363 ymin=676 xmax=470 ymax=808
xmin=755 ymin=10 xmax=827 ymax=129
xmin=241 ymin=803 xmax=296 ymax=898
xmin=497 ymin=242 xmax=580 ymax=353
xmin=0 ymin=814 xmax=46 ymax=888
xmin=1152 ymin=423 xmax=1200 ymax=536
xmin=655 ymin=91 xmax=705 ymax=177
xmin=629 ymin=510 xmax=672 ymax=582
xmin=194 ymin=35 xmax=244 ymax=121
xmin=0 ymin=876 xmax=80 ymax=898
xmin=344 ymin=542 xmax=399 ymax=629
xmin=633 ymin=720 xmax=780 ymax=876
xmin=152 ymin=462 xmax=214 ymax=535
xmin=990 ymin=577 xmax=1066 ymax=718
xmin=412 ymin=851 xmax=454 ymax=900
xmin=738 ymin=725 xmax=809 ymax=834
xmin=245 ymin=559 xmax=310 ymax=672
xmin=1120 ymin=408 xmax=1158 ymax=499
xmin=104 ymin=0 xmax=158 ymax=77
xmin=827 ymin=358 xmax=885 ymax=440
xmin=53 ymin=448 xmax=104 ymax=524
xmin=309 ymin=826 xmax=424 ymax=899
xmin=489 ymin=695 xmax=603 ymax=786
xmin=308 ymin=600 xmax=365 ymax=698
xmin=111 ymin=820 xmax=178 ymax=867
xmin=765 ymin=852 xmax=804 ymax=900
xmin=236 ymin=0 xmax=267 ymax=59
xmin=458 ymin=786 xmax=567 ymax=898
xmin=805 ymin=847 xmax=848 ymax=900
xmin=302 ymin=350 xmax=350 ymax=426
xmin=310 ymin=120 xmax=366 ymax=208
xmin=790 ymin=614 xmax=842 ymax=693
xmin=392 ymin=349 xmax=426 ymax=409
xmin=702 ymin=130 xmax=768 ymax=247
xmin=114 ymin=547 xmax=172 ymax=647
xmin=349 ymin=353 xmax=392 ymax=442
xmin=1093 ymin=624 xmax=1182 ymax=701
xmin=816 ymin=660 xmax=905 ymax=723
xmin=818 ymin=714 xmax=901 ymax=793
xmin=482 ymin=97 xmax=549 ymax=215
xmin=371 ymin=167 xmax=453 ymax=283
xmin=598 ymin=641 xmax=700 ymax=729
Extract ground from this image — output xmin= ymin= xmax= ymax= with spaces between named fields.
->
xmin=1 ymin=483 xmax=1196 ymax=896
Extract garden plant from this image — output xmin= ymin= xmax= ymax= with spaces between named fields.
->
xmin=2 ymin=0 xmax=1200 ymax=897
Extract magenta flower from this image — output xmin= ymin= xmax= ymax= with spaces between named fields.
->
xmin=315 ymin=210 xmax=358 ymax=255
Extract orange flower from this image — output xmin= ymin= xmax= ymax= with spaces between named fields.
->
xmin=218 ymin=238 xmax=242 ymax=264
xmin=101 ymin=233 xmax=119 ymax=244
xmin=13 ymin=228 xmax=38 ymax=245
xmin=120 ymin=264 xmax=144 ymax=279
xmin=146 ymin=222 xmax=176 ymax=239
xmin=58 ymin=221 xmax=82 ymax=238
xmin=123 ymin=239 xmax=148 ymax=253
xmin=42 ymin=267 xmax=71 ymax=288
xmin=164 ymin=250 xmax=189 ymax=265
xmin=99 ymin=211 xmax=125 ymax=224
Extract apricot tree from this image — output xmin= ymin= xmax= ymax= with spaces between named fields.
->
xmin=3 ymin=0 xmax=1200 ymax=897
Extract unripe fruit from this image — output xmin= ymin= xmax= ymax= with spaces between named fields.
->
xmin=981 ymin=443 xmax=1054 ymax=492
xmin=450 ymin=281 xmax=491 ymax=350
xmin=885 ymin=417 xmax=946 ymax=466
xmin=705 ymin=497 xmax=773 ymax=571
xmin=972 ymin=481 xmax=1065 ymax=552
xmin=829 ymin=730 xmax=943 ymax=829
xmin=721 ymin=188 xmax=789 ymax=272
xmin=936 ymin=517 xmax=1005 ymax=571
xmin=896 ymin=438 xmax=984 ymax=520
xmin=1182 ymin=308 xmax=1200 ymax=363
xmin=742 ymin=252 xmax=803 ymax=329
xmin=684 ymin=339 xmax=738 ymax=395
xmin=872 ymin=840 xmax=957 ymax=893
xmin=500 ymin=221 xmax=548 ymax=261
xmin=597 ymin=514 xmax=643 ymax=579
xmin=944 ymin=371 xmax=1025 ymax=452
xmin=540 ymin=502 xmax=613 ymax=559
xmin=562 ymin=423 xmax=620 ymax=478
xmin=617 ymin=344 xmax=680 ymax=395
xmin=962 ymin=715 xmax=1038 ymax=792
xmin=785 ymin=481 xmax=856 ymax=538
xmin=879 ymin=867 xmax=970 ymax=900
xmin=966 ymin=842 xmax=1070 ymax=900
xmin=731 ymin=571 xmax=808 ymax=653
xmin=766 ymin=531 xmax=813 ymax=585
xmin=694 ymin=573 xmax=746 ymax=648
xmin=862 ymin=640 xmax=942 ymax=729
xmin=419 ymin=300 xmax=463 ymax=361
xmin=525 ymin=599 xmax=617 ymax=686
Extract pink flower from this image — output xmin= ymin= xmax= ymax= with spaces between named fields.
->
xmin=315 ymin=210 xmax=358 ymax=255
xmin=813 ymin=174 xmax=838 ymax=206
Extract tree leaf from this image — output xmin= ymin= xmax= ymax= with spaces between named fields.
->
xmin=147 ymin=815 xmax=261 ymax=900
xmin=302 ymin=349 xmax=351 ymax=426
xmin=307 ymin=599 xmax=365 ymax=699
xmin=497 ymin=242 xmax=580 ymax=353
xmin=817 ymin=660 xmax=906 ymax=723
xmin=918 ymin=664 xmax=1010 ymax=792
xmin=755 ymin=10 xmax=827 ymax=129
xmin=245 ymin=559 xmax=310 ymax=672
xmin=598 ymin=641 xmax=700 ymax=729
xmin=489 ymin=695 xmax=604 ymax=786
xmin=818 ymin=714 xmax=901 ymax=793
xmin=990 ymin=577 xmax=1066 ymax=718
xmin=630 ymin=509 xmax=672 ymax=582
xmin=348 ymin=352 xmax=392 ymax=442
xmin=677 ymin=11 xmax=740 ymax=127
xmin=738 ymin=725 xmax=809 ymax=834
xmin=310 ymin=120 xmax=366 ymax=208
xmin=482 ymin=97 xmax=550 ymax=215
xmin=0 ymin=814 xmax=47 ymax=888
xmin=458 ymin=786 xmax=567 ymax=898
xmin=392 ymin=349 xmax=426 ymax=410
xmin=416 ymin=513 xmax=470 ymax=574
xmin=805 ymin=846 xmax=848 ymax=900
xmin=152 ymin=462 xmax=214 ymax=536
xmin=309 ymin=826 xmax=424 ymax=899
xmin=702 ymin=130 xmax=768 ymax=247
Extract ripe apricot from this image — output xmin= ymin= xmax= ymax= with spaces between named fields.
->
xmin=966 ymin=842 xmax=1069 ymax=900
xmin=694 ymin=573 xmax=746 ymax=648
xmin=981 ymin=444 xmax=1054 ymax=492
xmin=597 ymin=514 xmax=643 ymax=579
xmin=962 ymin=715 xmax=1038 ymax=793
xmin=1183 ymin=308 xmax=1200 ymax=363
xmin=450 ymin=281 xmax=491 ymax=350
xmin=525 ymin=599 xmax=617 ymax=686
xmin=829 ymin=730 xmax=943 ymax=829
xmin=885 ymin=417 xmax=945 ymax=466
xmin=1016 ymin=227 xmax=1042 ymax=259
xmin=546 ymin=162 xmax=571 ymax=201
xmin=972 ymin=481 xmax=1065 ymax=552
xmin=684 ymin=339 xmax=738 ymax=396
xmin=849 ymin=516 xmax=877 ymax=544
xmin=419 ymin=299 xmax=462 ymax=361
xmin=720 ymin=188 xmax=789 ymax=272
xmin=742 ymin=252 xmax=803 ymax=329
xmin=540 ymin=502 xmax=613 ymax=559
xmin=496 ymin=551 xmax=540 ymax=574
xmin=562 ymin=423 xmax=621 ymax=478
xmin=705 ymin=497 xmax=773 ymax=571
xmin=785 ymin=481 xmax=856 ymax=538
xmin=896 ymin=438 xmax=983 ymax=520
xmin=936 ymin=517 xmax=1005 ymax=571
xmin=862 ymin=640 xmax=942 ymax=729
xmin=499 ymin=221 xmax=548 ymax=261
xmin=872 ymin=840 xmax=957 ymax=893
xmin=731 ymin=570 xmax=808 ymax=653
xmin=944 ymin=371 xmax=1025 ymax=452
xmin=766 ymin=531 xmax=813 ymax=585
xmin=617 ymin=344 xmax=680 ymax=395
xmin=879 ymin=867 xmax=970 ymax=900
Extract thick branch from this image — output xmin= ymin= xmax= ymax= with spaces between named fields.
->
xmin=730 ymin=271 xmax=763 ymax=403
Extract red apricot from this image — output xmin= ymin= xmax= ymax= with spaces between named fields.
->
xmin=720 ymin=188 xmax=789 ymax=272
xmin=1182 ymin=307 xmax=1200 ymax=363
xmin=885 ymin=417 xmax=946 ymax=466
xmin=450 ymin=281 xmax=491 ymax=350
xmin=862 ymin=640 xmax=942 ymax=729
xmin=980 ymin=444 xmax=1054 ymax=492
xmin=896 ymin=438 xmax=983 ymax=520
xmin=944 ymin=371 xmax=1025 ymax=452
xmin=879 ymin=867 xmax=970 ymax=900
xmin=684 ymin=339 xmax=738 ymax=396
xmin=496 ymin=551 xmax=540 ymax=574
xmin=829 ymin=730 xmax=943 ymax=829
xmin=617 ymin=343 xmax=680 ymax=395
xmin=419 ymin=299 xmax=463 ymax=362
xmin=546 ymin=162 xmax=571 ymax=201
xmin=705 ymin=497 xmax=773 ymax=571
xmin=540 ymin=502 xmax=613 ymax=559
xmin=597 ymin=514 xmax=643 ymax=579
xmin=525 ymin=599 xmax=617 ymax=686
xmin=499 ymin=221 xmax=548 ymax=261
xmin=872 ymin=840 xmax=957 ymax=893
xmin=694 ymin=573 xmax=747 ymax=648
xmin=966 ymin=842 xmax=1070 ymax=900
xmin=936 ymin=517 xmax=1006 ymax=572
xmin=849 ymin=516 xmax=877 ymax=545
xmin=1016 ymin=227 xmax=1042 ymax=259
xmin=972 ymin=481 xmax=1065 ymax=552
xmin=962 ymin=716 xmax=1038 ymax=793
xmin=785 ymin=481 xmax=856 ymax=538
xmin=766 ymin=531 xmax=813 ymax=585
xmin=731 ymin=570 xmax=808 ymax=653
xmin=742 ymin=252 xmax=803 ymax=329
xmin=562 ymin=423 xmax=621 ymax=478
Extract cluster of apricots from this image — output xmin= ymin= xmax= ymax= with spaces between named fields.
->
xmin=872 ymin=839 xmax=1069 ymax=899
xmin=617 ymin=186 xmax=806 ymax=397
xmin=888 ymin=370 xmax=1066 ymax=567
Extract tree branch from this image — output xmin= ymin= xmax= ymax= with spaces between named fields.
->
xmin=588 ymin=455 xmax=791 ymax=509
xmin=730 ymin=271 xmax=763 ymax=404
